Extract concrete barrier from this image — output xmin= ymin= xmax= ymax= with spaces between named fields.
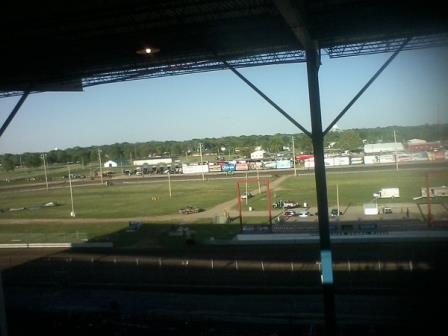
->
xmin=0 ymin=244 xmax=28 ymax=249
xmin=28 ymin=243 xmax=71 ymax=248
xmin=0 ymin=242 xmax=113 ymax=249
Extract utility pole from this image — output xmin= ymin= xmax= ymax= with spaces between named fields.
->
xmin=393 ymin=129 xmax=399 ymax=171
xmin=68 ymin=165 xmax=76 ymax=217
xmin=97 ymin=148 xmax=103 ymax=184
xmin=245 ymin=172 xmax=248 ymax=206
xmin=257 ymin=167 xmax=261 ymax=194
xmin=199 ymin=143 xmax=205 ymax=181
xmin=41 ymin=153 xmax=48 ymax=190
xmin=292 ymin=135 xmax=297 ymax=176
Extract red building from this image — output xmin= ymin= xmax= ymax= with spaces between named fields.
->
xmin=406 ymin=141 xmax=441 ymax=153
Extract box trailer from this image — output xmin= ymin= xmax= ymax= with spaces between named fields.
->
xmin=377 ymin=188 xmax=400 ymax=198
xmin=421 ymin=186 xmax=448 ymax=197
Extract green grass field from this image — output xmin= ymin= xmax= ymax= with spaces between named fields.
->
xmin=1 ymin=167 xmax=446 ymax=248
xmin=0 ymin=179 xmax=238 ymax=219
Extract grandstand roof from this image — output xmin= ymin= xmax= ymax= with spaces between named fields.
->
xmin=1 ymin=0 xmax=447 ymax=97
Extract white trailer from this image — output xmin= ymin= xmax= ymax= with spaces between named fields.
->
xmin=377 ymin=188 xmax=400 ymax=198
xmin=421 ymin=186 xmax=448 ymax=198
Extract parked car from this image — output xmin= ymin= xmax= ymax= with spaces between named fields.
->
xmin=282 ymin=200 xmax=300 ymax=209
xmin=240 ymin=192 xmax=253 ymax=199
xmin=283 ymin=210 xmax=297 ymax=217
xmin=383 ymin=207 xmax=393 ymax=214
xmin=178 ymin=206 xmax=201 ymax=215
xmin=298 ymin=211 xmax=310 ymax=218
xmin=330 ymin=208 xmax=343 ymax=216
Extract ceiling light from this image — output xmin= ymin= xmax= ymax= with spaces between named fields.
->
xmin=136 ymin=46 xmax=160 ymax=55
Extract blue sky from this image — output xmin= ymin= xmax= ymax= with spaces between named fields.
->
xmin=0 ymin=46 xmax=447 ymax=154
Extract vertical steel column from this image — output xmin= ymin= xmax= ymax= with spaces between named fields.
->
xmin=0 ymin=272 xmax=7 ymax=336
xmin=305 ymin=47 xmax=336 ymax=335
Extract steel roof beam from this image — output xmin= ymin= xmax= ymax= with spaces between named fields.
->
xmin=324 ymin=37 xmax=411 ymax=136
xmin=220 ymin=58 xmax=311 ymax=137
xmin=273 ymin=0 xmax=314 ymax=50
xmin=0 ymin=90 xmax=30 ymax=140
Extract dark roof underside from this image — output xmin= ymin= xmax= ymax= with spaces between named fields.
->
xmin=1 ymin=0 xmax=447 ymax=96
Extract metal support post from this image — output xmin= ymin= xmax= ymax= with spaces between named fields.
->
xmin=98 ymin=149 xmax=103 ymax=184
xmin=0 ymin=90 xmax=30 ymax=139
xmin=305 ymin=47 xmax=336 ymax=335
xmin=292 ymin=135 xmax=297 ymax=176
xmin=42 ymin=153 xmax=49 ymax=190
xmin=237 ymin=183 xmax=243 ymax=230
xmin=0 ymin=271 xmax=7 ymax=336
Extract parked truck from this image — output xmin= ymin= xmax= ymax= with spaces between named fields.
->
xmin=374 ymin=188 xmax=400 ymax=199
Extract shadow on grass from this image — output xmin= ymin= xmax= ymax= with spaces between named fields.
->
xmin=88 ymin=222 xmax=241 ymax=249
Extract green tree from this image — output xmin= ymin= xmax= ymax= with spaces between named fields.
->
xmin=337 ymin=130 xmax=363 ymax=151
xmin=1 ymin=154 xmax=16 ymax=171
xmin=23 ymin=153 xmax=42 ymax=168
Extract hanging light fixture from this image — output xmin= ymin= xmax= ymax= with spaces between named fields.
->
xmin=136 ymin=46 xmax=160 ymax=55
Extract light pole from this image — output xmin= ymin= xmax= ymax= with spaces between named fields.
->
xmin=199 ymin=143 xmax=205 ymax=181
xmin=393 ymin=129 xmax=399 ymax=171
xmin=292 ymin=135 xmax=297 ymax=176
xmin=168 ymin=171 xmax=172 ymax=198
xmin=97 ymin=148 xmax=104 ymax=184
xmin=68 ymin=165 xmax=76 ymax=217
xmin=41 ymin=153 xmax=48 ymax=190
xmin=245 ymin=172 xmax=248 ymax=206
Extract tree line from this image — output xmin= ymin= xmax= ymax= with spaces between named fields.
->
xmin=1 ymin=123 xmax=446 ymax=171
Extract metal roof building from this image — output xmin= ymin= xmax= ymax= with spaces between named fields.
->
xmin=364 ymin=142 xmax=405 ymax=154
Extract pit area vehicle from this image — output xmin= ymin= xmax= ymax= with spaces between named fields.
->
xmin=178 ymin=206 xmax=201 ymax=215
xmin=298 ymin=211 xmax=311 ymax=218
xmin=330 ymin=208 xmax=343 ymax=216
xmin=283 ymin=210 xmax=297 ymax=217
xmin=272 ymin=200 xmax=300 ymax=209
xmin=240 ymin=192 xmax=253 ymax=199
xmin=383 ymin=207 xmax=393 ymax=214
xmin=373 ymin=188 xmax=400 ymax=199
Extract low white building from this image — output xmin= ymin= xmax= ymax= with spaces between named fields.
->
xmin=250 ymin=150 xmax=267 ymax=160
xmin=364 ymin=142 xmax=404 ymax=154
xmin=133 ymin=158 xmax=173 ymax=166
xmin=363 ymin=203 xmax=379 ymax=215
xmin=408 ymin=138 xmax=426 ymax=145
xmin=103 ymin=160 xmax=118 ymax=168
